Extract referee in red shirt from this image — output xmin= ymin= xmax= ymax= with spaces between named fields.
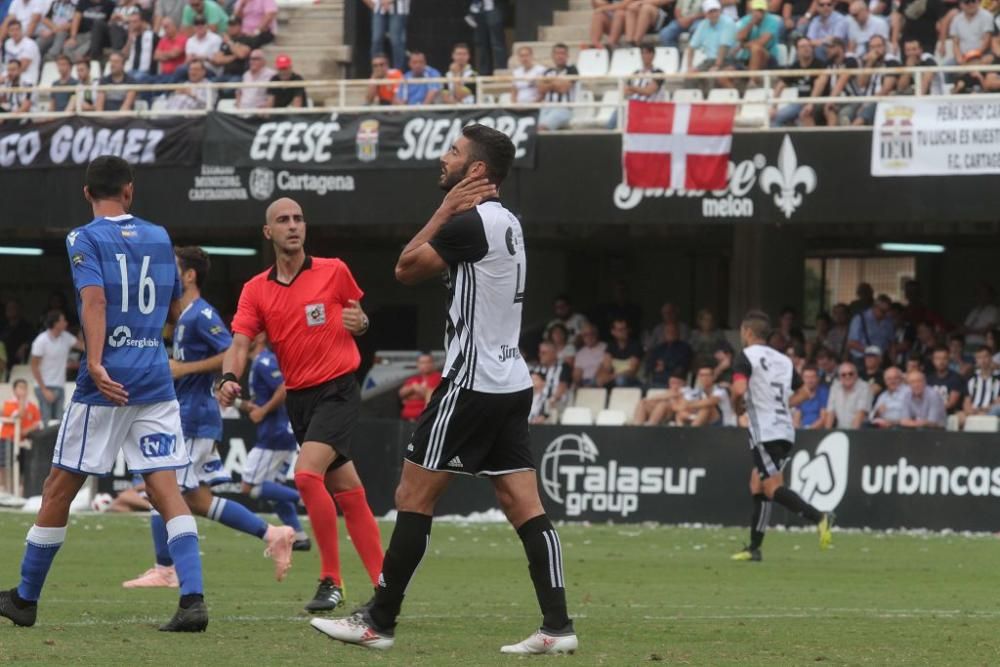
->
xmin=218 ymin=198 xmax=383 ymax=613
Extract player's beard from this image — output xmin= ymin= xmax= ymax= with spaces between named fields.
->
xmin=439 ymin=159 xmax=472 ymax=192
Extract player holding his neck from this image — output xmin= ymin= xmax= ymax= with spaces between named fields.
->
xmin=0 ymin=156 xmax=207 ymax=632
xmin=730 ymin=310 xmax=834 ymax=562
xmin=123 ymin=246 xmax=296 ymax=590
xmin=218 ymin=198 xmax=383 ymax=613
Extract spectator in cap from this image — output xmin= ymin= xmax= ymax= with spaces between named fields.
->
xmin=366 ymin=52 xmax=403 ymax=105
xmin=859 ymin=345 xmax=885 ymax=396
xmin=685 ymin=0 xmax=738 ymax=77
xmin=232 ymin=0 xmax=277 ymax=48
xmin=266 ymin=53 xmax=306 ymax=107
xmin=237 ymin=47 xmax=274 ymax=108
xmin=733 ymin=0 xmax=782 ymax=75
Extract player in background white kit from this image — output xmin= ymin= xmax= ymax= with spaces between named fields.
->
xmin=729 ymin=311 xmax=834 ymax=562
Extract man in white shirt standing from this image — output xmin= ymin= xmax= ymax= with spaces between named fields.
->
xmin=3 ymin=19 xmax=42 ymax=85
xmin=30 ymin=311 xmax=82 ymax=423
xmin=1 ymin=0 xmax=43 ymax=43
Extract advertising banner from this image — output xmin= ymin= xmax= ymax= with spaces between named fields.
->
xmin=871 ymin=100 xmax=1000 ymax=176
xmin=202 ymin=109 xmax=538 ymax=171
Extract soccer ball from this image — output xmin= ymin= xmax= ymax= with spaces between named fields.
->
xmin=90 ymin=493 xmax=113 ymax=513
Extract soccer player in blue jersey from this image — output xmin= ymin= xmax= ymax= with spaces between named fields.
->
xmin=238 ymin=333 xmax=310 ymax=551
xmin=123 ymin=247 xmax=295 ymax=589
xmin=0 ymin=156 xmax=208 ymax=632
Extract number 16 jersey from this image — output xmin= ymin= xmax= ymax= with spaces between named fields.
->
xmin=733 ymin=343 xmax=803 ymax=446
xmin=67 ymin=214 xmax=181 ymax=407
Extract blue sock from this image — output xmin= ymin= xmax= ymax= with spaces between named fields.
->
xmin=273 ymin=500 xmax=303 ymax=532
xmin=209 ymin=496 xmax=268 ymax=539
xmin=17 ymin=525 xmax=66 ymax=602
xmin=259 ymin=480 xmax=301 ymax=505
xmin=150 ymin=511 xmax=174 ymax=567
xmin=166 ymin=515 xmax=203 ymax=597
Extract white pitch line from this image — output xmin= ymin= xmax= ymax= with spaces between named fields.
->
xmin=30 ymin=612 xmax=587 ymax=628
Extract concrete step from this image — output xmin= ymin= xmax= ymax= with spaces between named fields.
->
xmin=568 ymin=0 xmax=591 ymax=10
xmin=552 ymin=9 xmax=592 ymax=26
xmin=539 ymin=24 xmax=589 ymax=43
xmin=275 ymin=31 xmax=342 ymax=46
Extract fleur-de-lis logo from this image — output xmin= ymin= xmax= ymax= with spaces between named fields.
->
xmin=759 ymin=136 xmax=817 ymax=219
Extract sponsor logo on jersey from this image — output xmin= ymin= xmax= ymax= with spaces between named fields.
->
xmin=305 ymin=303 xmax=326 ymax=326
xmin=71 ymin=253 xmax=85 ymax=266
xmin=139 ymin=433 xmax=177 ymax=458
xmin=108 ymin=325 xmax=160 ymax=349
xmin=499 ymin=344 xmax=521 ymax=362
xmin=540 ymin=433 xmax=706 ymax=518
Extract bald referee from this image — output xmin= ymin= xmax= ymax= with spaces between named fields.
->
xmin=218 ymin=198 xmax=384 ymax=613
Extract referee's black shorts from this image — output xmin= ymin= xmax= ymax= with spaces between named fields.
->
xmin=406 ymin=380 xmax=535 ymax=477
xmin=285 ymin=374 xmax=360 ymax=461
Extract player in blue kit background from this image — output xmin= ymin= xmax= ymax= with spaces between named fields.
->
xmin=122 ymin=246 xmax=295 ymax=590
xmin=0 ymin=156 xmax=208 ymax=632
xmin=238 ymin=333 xmax=310 ymax=551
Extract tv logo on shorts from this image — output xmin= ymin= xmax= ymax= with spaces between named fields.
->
xmin=789 ymin=432 xmax=850 ymax=512
xmin=139 ymin=433 xmax=177 ymax=459
xmin=540 ymin=433 xmax=706 ymax=518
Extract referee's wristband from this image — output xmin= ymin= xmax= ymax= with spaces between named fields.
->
xmin=216 ymin=372 xmax=240 ymax=393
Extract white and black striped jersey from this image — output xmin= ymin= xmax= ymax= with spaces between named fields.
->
xmin=626 ymin=67 xmax=665 ymax=101
xmin=966 ymin=371 xmax=1000 ymax=409
xmin=862 ymin=54 xmax=901 ymax=96
xmin=733 ymin=344 xmax=802 ymax=446
xmin=429 ymin=199 xmax=532 ymax=394
xmin=542 ymin=65 xmax=578 ymax=102
xmin=531 ymin=361 xmax=572 ymax=405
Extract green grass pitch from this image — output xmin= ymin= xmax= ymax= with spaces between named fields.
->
xmin=2 ymin=511 xmax=1000 ymax=665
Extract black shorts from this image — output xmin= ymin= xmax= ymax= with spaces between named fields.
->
xmin=285 ymin=374 xmax=360 ymax=461
xmin=407 ymin=380 xmax=535 ymax=476
xmin=751 ymin=439 xmax=792 ymax=480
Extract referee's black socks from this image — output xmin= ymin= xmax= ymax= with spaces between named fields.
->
xmin=369 ymin=511 xmax=432 ymax=631
xmin=773 ymin=486 xmax=823 ymax=523
xmin=517 ymin=514 xmax=572 ymax=634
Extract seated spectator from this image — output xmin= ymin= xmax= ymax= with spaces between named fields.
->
xmin=122 ymin=13 xmax=159 ymax=80
xmin=0 ymin=379 xmax=42 ymax=493
xmin=822 ymin=36 xmax=862 ymax=126
xmin=529 ymin=372 xmax=552 ymax=424
xmin=685 ymin=0 xmax=737 ymax=80
xmin=786 ymin=342 xmax=807 ymax=376
xmin=847 ymin=294 xmax=894 ymax=362
xmin=814 ymin=346 xmax=838 ymax=385
xmin=236 ymin=48 xmax=274 ymax=109
xmin=824 ymin=361 xmax=872 ymax=429
xmin=859 ymin=345 xmax=885 ymax=396
xmin=395 ymin=51 xmax=440 ymax=106
xmin=213 ymin=20 xmax=253 ymax=84
xmin=96 ymin=52 xmax=137 ymax=111
xmin=624 ymin=0 xmax=672 ymax=45
xmin=645 ymin=323 xmax=693 ymax=388
xmin=733 ymin=0 xmax=782 ymax=75
xmin=107 ymin=0 xmax=141 ymax=52
xmin=596 ymin=318 xmax=643 ymax=388
xmin=645 ymin=302 xmax=690 ymax=351
xmin=64 ymin=0 xmax=115 ymax=62
xmin=546 ymin=295 xmax=589 ymax=344
xmin=398 ymin=353 xmax=441 ymax=422
xmin=808 ymin=313 xmax=832 ymax=359
xmin=847 ymin=34 xmax=899 ymax=125
xmin=441 ymin=42 xmax=477 ymax=105
xmin=181 ymin=0 xmax=228 ymax=34
xmin=36 ymin=0 xmax=78 ymax=60
xmin=48 ymin=54 xmax=78 ymax=112
xmin=961 ymin=283 xmax=999 ymax=347
xmin=511 ymin=45 xmax=545 ymax=105
xmin=894 ymin=37 xmax=943 ymax=95
xmin=590 ymin=0 xmax=629 ymax=50
xmin=572 ymin=323 xmax=607 ymax=387
xmin=365 ymin=53 xmax=402 ymax=106
xmin=771 ymin=37 xmax=826 ymax=127
xmin=537 ymin=43 xmax=578 ymax=131
xmin=712 ymin=341 xmax=734 ymax=385
xmin=960 ymin=346 xmax=1000 ymax=424
xmin=365 ymin=0 xmax=407 ymax=71
xmin=892 ymin=0 xmax=943 ymax=57
xmin=1 ymin=0 xmax=43 ymax=43
xmin=4 ymin=20 xmax=41 ymax=87
xmin=946 ymin=0 xmax=993 ymax=69
xmin=927 ymin=345 xmax=965 ymax=413
xmin=660 ymin=0 xmax=704 ymax=48
xmin=0 ymin=59 xmax=35 ymax=114
xmin=674 ymin=364 xmax=733 ymax=427
xmin=266 ymin=54 xmax=306 ymax=107
xmin=165 ymin=57 xmax=213 ymax=108
xmin=845 ymin=0 xmax=889 ymax=55
xmin=152 ymin=17 xmax=187 ymax=81
xmin=182 ymin=16 xmax=223 ymax=79
xmin=609 ymin=44 xmax=665 ymax=127
xmin=910 ymin=320 xmax=938 ymax=366
xmin=232 ymin=0 xmax=277 ymax=49
xmin=904 ymin=352 xmax=925 ymax=375
xmin=688 ymin=308 xmax=726 ymax=363
xmin=633 ymin=370 xmax=687 ymax=425
xmin=869 ymin=366 xmax=910 ymax=428
xmin=794 ymin=365 xmax=829 ymax=428
xmin=805 ymin=0 xmax=847 ymax=59
xmin=948 ymin=333 xmax=974 ymax=377
xmin=67 ymin=57 xmax=98 ymax=111
xmin=546 ymin=323 xmax=576 ymax=367
xmin=952 ymin=49 xmax=1000 ymax=93
xmin=900 ymin=370 xmax=946 ymax=428
xmin=532 ymin=341 xmax=573 ymax=424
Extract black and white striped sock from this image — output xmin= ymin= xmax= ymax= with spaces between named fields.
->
xmin=517 ymin=514 xmax=572 ymax=633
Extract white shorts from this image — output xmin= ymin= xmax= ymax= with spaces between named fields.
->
xmin=176 ymin=437 xmax=231 ymax=491
xmin=242 ymin=447 xmax=296 ymax=486
xmin=53 ymin=401 xmax=189 ymax=477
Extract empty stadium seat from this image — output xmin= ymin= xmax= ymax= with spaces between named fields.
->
xmin=560 ymin=406 xmax=594 ymax=425
xmin=776 ymin=43 xmax=790 ymax=67
xmin=216 ymin=98 xmax=237 ymax=113
xmin=673 ymin=88 xmax=704 ymax=103
xmin=645 ymin=388 xmax=670 ymax=401
xmin=594 ymin=89 xmax=621 ymax=127
xmin=595 ymin=409 xmax=628 ymax=426
xmin=680 ymin=49 xmax=707 ymax=72
xmin=653 ymin=47 xmax=680 ymax=74
xmin=707 ymin=88 xmax=740 ymax=102
xmin=573 ymin=387 xmax=608 ymax=413
xmin=737 ymin=87 xmax=769 ymax=126
xmin=576 ymin=48 xmax=610 ymax=77
xmin=569 ymin=88 xmax=596 ymax=128
xmin=608 ymin=387 xmax=642 ymax=414
xmin=90 ymin=60 xmax=101 ymax=82
xmin=946 ymin=414 xmax=960 ymax=432
xmin=778 ymin=86 xmax=799 ymax=108
xmin=38 ymin=62 xmax=59 ymax=90
xmin=964 ymin=415 xmax=999 ymax=432
xmin=479 ymin=93 xmax=497 ymax=105
xmin=498 ymin=92 xmax=513 ymax=106
xmin=609 ymin=47 xmax=642 ymax=77
xmin=133 ymin=99 xmax=149 ymax=112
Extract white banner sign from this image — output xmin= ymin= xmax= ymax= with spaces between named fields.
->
xmin=871 ymin=100 xmax=1000 ymax=176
